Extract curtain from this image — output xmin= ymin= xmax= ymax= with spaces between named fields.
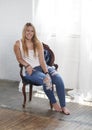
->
xmin=78 ymin=0 xmax=92 ymax=101
xmin=32 ymin=0 xmax=92 ymax=102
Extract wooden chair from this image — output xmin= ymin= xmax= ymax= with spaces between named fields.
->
xmin=19 ymin=43 xmax=58 ymax=108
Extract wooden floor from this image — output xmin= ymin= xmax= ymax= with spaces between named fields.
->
xmin=0 ymin=108 xmax=59 ymax=130
xmin=0 ymin=80 xmax=92 ymax=130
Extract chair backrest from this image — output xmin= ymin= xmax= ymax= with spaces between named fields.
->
xmin=42 ymin=43 xmax=58 ymax=69
xmin=42 ymin=43 xmax=55 ymax=66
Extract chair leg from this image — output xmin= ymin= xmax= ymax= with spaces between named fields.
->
xmin=22 ymin=84 xmax=26 ymax=108
xmin=29 ymin=84 xmax=33 ymax=101
xmin=50 ymin=101 xmax=53 ymax=110
xmin=49 ymin=84 xmax=54 ymax=110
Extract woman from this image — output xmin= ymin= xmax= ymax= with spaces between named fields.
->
xmin=14 ymin=22 xmax=70 ymax=115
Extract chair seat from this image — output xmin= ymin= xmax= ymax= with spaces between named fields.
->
xmin=22 ymin=76 xmax=41 ymax=86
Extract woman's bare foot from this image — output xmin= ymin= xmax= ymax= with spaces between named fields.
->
xmin=61 ymin=107 xmax=70 ymax=115
xmin=52 ymin=103 xmax=62 ymax=112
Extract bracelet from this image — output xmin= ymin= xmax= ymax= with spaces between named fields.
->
xmin=25 ymin=64 xmax=30 ymax=69
xmin=45 ymin=72 xmax=49 ymax=74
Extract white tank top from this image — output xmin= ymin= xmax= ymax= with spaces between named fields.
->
xmin=19 ymin=40 xmax=40 ymax=68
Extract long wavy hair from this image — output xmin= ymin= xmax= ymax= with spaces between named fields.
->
xmin=22 ymin=22 xmax=41 ymax=56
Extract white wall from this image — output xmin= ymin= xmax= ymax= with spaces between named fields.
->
xmin=0 ymin=0 xmax=33 ymax=81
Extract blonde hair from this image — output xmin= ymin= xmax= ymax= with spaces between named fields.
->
xmin=22 ymin=22 xmax=41 ymax=56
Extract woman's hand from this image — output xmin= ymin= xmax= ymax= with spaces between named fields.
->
xmin=25 ymin=65 xmax=33 ymax=75
xmin=46 ymin=73 xmax=51 ymax=81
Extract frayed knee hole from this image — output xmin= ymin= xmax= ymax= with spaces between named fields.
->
xmin=43 ymin=77 xmax=48 ymax=83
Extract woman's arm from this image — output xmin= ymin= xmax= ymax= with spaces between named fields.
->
xmin=38 ymin=43 xmax=48 ymax=73
xmin=14 ymin=41 xmax=33 ymax=75
xmin=14 ymin=41 xmax=28 ymax=66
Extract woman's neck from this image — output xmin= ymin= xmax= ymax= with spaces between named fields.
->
xmin=26 ymin=41 xmax=33 ymax=50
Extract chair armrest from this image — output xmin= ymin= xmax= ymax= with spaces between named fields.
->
xmin=19 ymin=63 xmax=23 ymax=68
xmin=19 ymin=64 xmax=24 ymax=79
xmin=53 ymin=64 xmax=58 ymax=70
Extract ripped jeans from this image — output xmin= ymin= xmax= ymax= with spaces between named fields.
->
xmin=25 ymin=66 xmax=66 ymax=107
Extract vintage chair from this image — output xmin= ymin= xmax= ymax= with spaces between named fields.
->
xmin=19 ymin=43 xmax=58 ymax=109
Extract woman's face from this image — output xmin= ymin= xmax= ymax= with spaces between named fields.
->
xmin=25 ymin=26 xmax=34 ymax=40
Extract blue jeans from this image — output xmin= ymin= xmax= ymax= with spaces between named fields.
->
xmin=25 ymin=66 xmax=66 ymax=107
